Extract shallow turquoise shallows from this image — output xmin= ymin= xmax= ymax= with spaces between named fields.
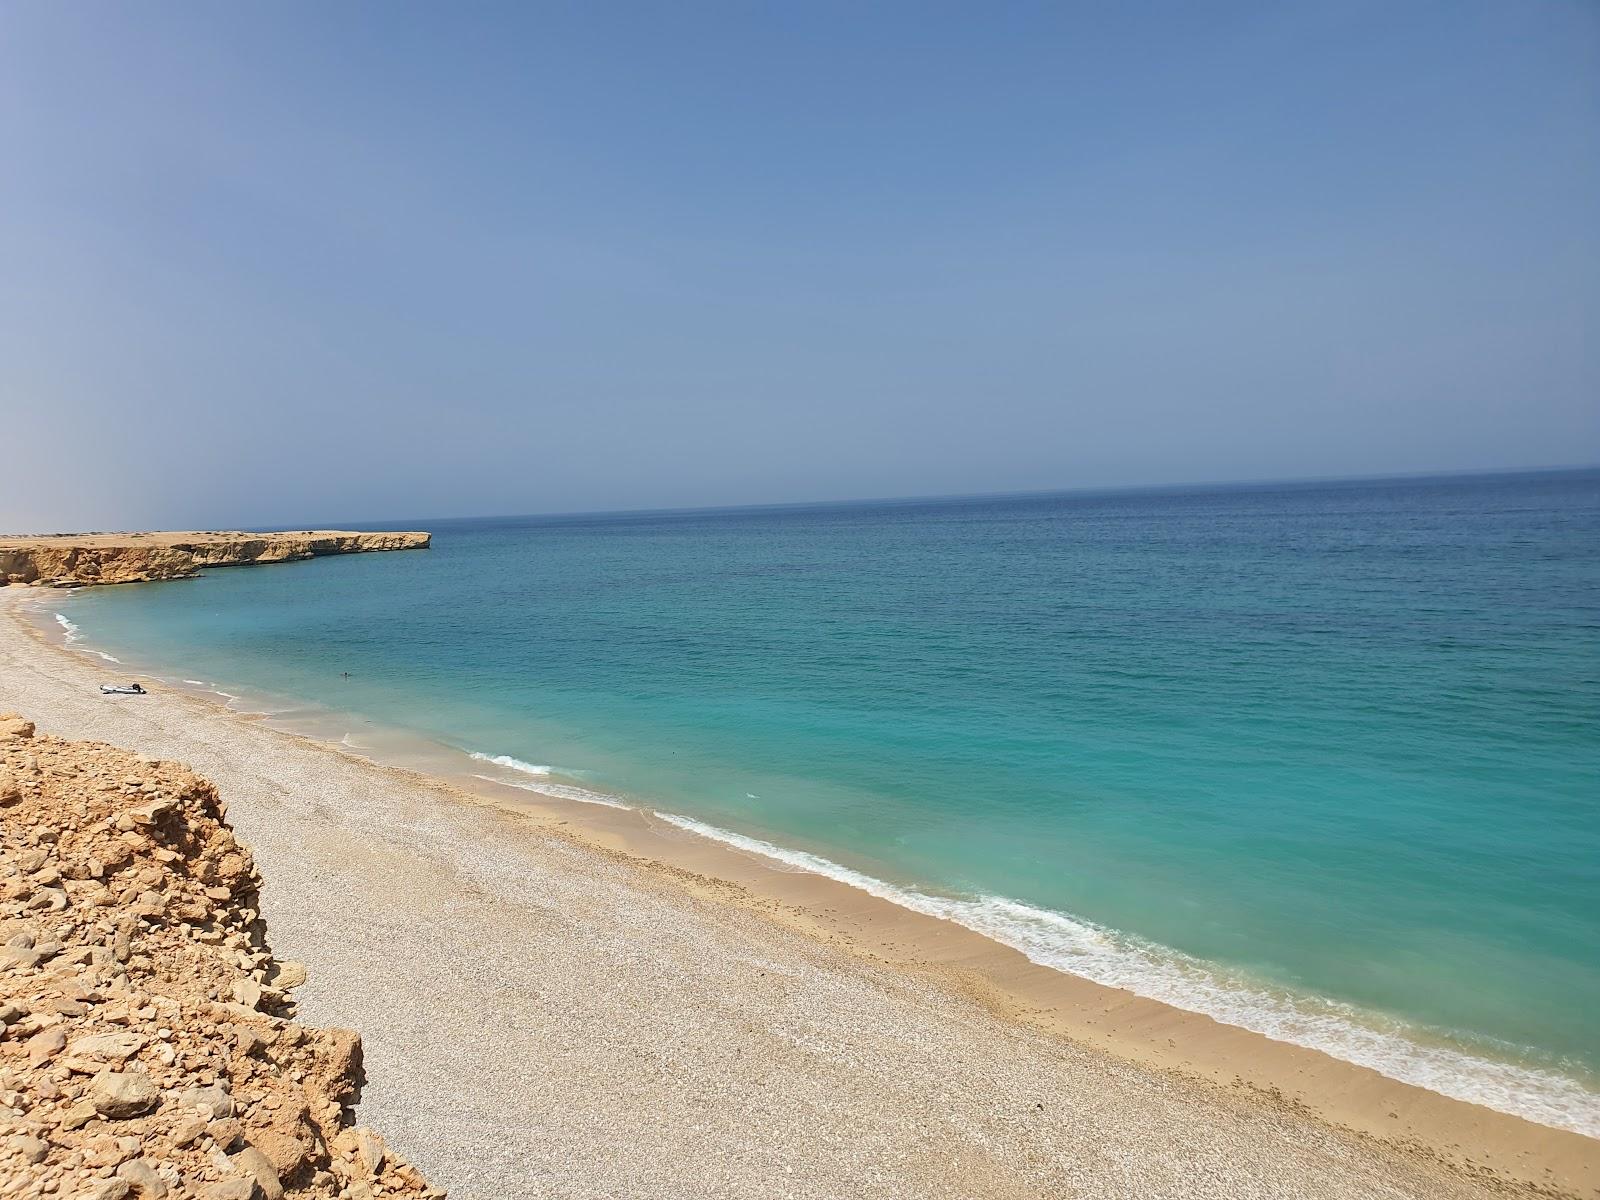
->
xmin=60 ymin=470 xmax=1600 ymax=1133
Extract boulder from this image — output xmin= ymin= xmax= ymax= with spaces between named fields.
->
xmin=90 ymin=1069 xmax=159 ymax=1118
xmin=266 ymin=960 xmax=307 ymax=990
xmin=232 ymin=1145 xmax=284 ymax=1200
xmin=26 ymin=1026 xmax=66 ymax=1064
xmin=116 ymin=1157 xmax=168 ymax=1198
xmin=0 ymin=713 xmax=35 ymax=740
xmin=8 ymin=1133 xmax=48 ymax=1163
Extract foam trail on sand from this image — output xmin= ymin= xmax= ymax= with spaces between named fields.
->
xmin=469 ymin=751 xmax=551 ymax=777
xmin=55 ymin=612 xmax=118 ymax=661
xmin=471 ymin=773 xmax=632 ymax=811
xmin=653 ymin=811 xmax=1600 ymax=1138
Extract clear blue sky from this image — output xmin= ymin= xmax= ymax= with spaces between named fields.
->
xmin=1 ymin=1 xmax=1595 ymax=530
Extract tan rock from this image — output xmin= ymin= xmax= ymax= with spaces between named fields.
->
xmin=249 ymin=1126 xmax=310 ymax=1176
xmin=66 ymin=1030 xmax=146 ymax=1066
xmin=207 ymin=1116 xmax=245 ymax=1150
xmin=116 ymin=1157 xmax=168 ymax=1198
xmin=232 ymin=977 xmax=262 ymax=1010
xmin=0 ymin=714 xmax=35 ymax=740
xmin=2 ymin=942 xmax=43 ymax=970
xmin=7 ymin=1132 xmax=48 ymax=1162
xmin=90 ymin=1069 xmax=158 ymax=1118
xmin=178 ymin=1083 xmax=234 ymax=1119
xmin=352 ymin=1126 xmax=386 ymax=1175
xmin=82 ymin=1131 xmax=140 ymax=1167
xmin=60 ymin=1100 xmax=98 ymax=1130
xmin=169 ymin=1113 xmax=208 ymax=1146
xmin=266 ymin=960 xmax=307 ymax=990
xmin=232 ymin=1145 xmax=284 ymax=1200
xmin=26 ymin=1025 xmax=66 ymax=1064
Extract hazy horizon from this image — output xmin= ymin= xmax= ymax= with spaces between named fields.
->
xmin=3 ymin=2 xmax=1596 ymax=532
xmin=285 ymin=461 xmax=1600 ymax=531
xmin=3 ymin=461 xmax=1587 ymax=536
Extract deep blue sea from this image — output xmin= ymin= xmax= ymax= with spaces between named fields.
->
xmin=56 ymin=470 xmax=1600 ymax=1133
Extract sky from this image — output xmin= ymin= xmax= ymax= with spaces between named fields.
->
xmin=1 ymin=1 xmax=1596 ymax=531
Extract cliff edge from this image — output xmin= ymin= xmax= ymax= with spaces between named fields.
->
xmin=0 ymin=532 xmax=430 ymax=588
xmin=0 ymin=713 xmax=441 ymax=1199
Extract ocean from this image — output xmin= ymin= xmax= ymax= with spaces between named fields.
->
xmin=53 ymin=469 xmax=1600 ymax=1134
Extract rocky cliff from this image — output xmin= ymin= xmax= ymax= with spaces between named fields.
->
xmin=0 ymin=532 xmax=430 ymax=588
xmin=0 ymin=713 xmax=440 ymax=1199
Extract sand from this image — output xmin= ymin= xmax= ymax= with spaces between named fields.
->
xmin=2 ymin=588 xmax=1592 ymax=1199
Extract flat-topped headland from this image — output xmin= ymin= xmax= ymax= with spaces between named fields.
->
xmin=0 ymin=531 xmax=430 ymax=588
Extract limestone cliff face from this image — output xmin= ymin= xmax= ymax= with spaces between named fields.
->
xmin=0 ymin=546 xmax=199 ymax=588
xmin=174 ymin=532 xmax=429 ymax=569
xmin=0 ymin=531 xmax=430 ymax=588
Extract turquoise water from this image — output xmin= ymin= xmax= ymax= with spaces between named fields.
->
xmin=58 ymin=470 xmax=1600 ymax=1133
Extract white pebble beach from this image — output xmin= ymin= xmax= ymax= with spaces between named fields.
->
xmin=0 ymin=589 xmax=1582 ymax=1200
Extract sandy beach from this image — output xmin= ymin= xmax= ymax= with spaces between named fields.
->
xmin=2 ymin=588 xmax=1593 ymax=1200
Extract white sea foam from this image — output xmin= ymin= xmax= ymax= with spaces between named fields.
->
xmin=183 ymin=680 xmax=210 ymax=687
xmin=469 ymin=752 xmax=552 ymax=777
xmin=653 ymin=812 xmax=1600 ymax=1138
xmin=470 ymin=773 xmax=631 ymax=811
xmin=54 ymin=612 xmax=118 ymax=661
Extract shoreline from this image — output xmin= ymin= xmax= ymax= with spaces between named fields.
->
xmin=4 ymin=587 xmax=1596 ymax=1197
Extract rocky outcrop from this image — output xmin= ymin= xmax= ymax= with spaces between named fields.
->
xmin=0 ymin=714 xmax=441 ymax=1199
xmin=0 ymin=532 xmax=430 ymax=588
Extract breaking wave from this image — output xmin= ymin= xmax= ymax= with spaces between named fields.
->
xmin=468 ymin=752 xmax=551 ymax=777
xmin=653 ymin=812 xmax=1600 ymax=1138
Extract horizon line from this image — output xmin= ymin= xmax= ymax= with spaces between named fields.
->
xmin=301 ymin=460 xmax=1600 ymax=532
xmin=11 ymin=461 xmax=1594 ymax=538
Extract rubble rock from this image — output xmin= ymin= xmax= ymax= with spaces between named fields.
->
xmin=90 ymin=1069 xmax=159 ymax=1118
xmin=0 ymin=719 xmax=440 ymax=1199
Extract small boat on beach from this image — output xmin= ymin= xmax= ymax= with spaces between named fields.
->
xmin=99 ymin=683 xmax=146 ymax=695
